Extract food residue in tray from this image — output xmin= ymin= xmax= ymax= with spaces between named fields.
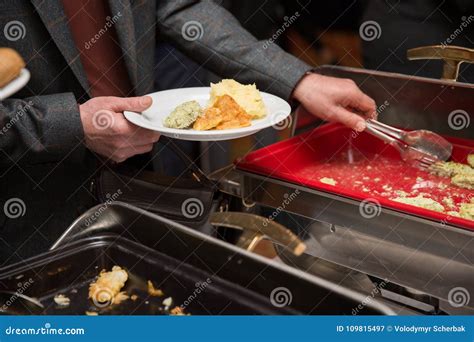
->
xmin=53 ymin=294 xmax=70 ymax=307
xmin=147 ymin=280 xmax=164 ymax=297
xmin=83 ymin=266 xmax=189 ymax=316
xmin=429 ymin=160 xmax=474 ymax=190
xmin=320 ymin=177 xmax=337 ymax=186
xmin=88 ymin=266 xmax=128 ymax=306
xmin=392 ymin=194 xmax=444 ymax=212
xmin=298 ymin=150 xmax=474 ymax=221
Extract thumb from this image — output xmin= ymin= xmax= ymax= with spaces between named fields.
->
xmin=111 ymin=96 xmax=152 ymax=112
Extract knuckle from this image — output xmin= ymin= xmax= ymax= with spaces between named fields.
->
xmin=116 ymin=153 xmax=128 ymax=162
xmin=115 ymin=121 xmax=131 ymax=135
xmin=345 ymin=78 xmax=356 ymax=86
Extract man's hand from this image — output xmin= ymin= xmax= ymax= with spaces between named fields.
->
xmin=79 ymin=96 xmax=160 ymax=162
xmin=292 ymin=73 xmax=376 ymax=132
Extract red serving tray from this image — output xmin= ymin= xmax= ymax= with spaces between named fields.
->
xmin=236 ymin=123 xmax=474 ymax=231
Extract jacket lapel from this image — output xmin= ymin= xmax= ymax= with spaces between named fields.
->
xmin=30 ymin=0 xmax=91 ymax=96
xmin=108 ymin=0 xmax=138 ymax=95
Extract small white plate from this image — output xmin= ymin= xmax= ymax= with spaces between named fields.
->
xmin=124 ymin=87 xmax=291 ymax=141
xmin=0 ymin=69 xmax=31 ymax=100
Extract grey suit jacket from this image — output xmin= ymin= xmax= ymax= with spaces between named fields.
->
xmin=0 ymin=0 xmax=310 ymax=264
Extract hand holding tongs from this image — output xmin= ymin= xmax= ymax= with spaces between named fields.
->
xmin=364 ymin=119 xmax=453 ymax=169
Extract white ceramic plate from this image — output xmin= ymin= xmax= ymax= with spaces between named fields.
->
xmin=0 ymin=69 xmax=31 ymax=100
xmin=123 ymin=87 xmax=291 ymax=141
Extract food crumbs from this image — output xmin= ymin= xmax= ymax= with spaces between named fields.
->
xmin=320 ymin=177 xmax=337 ymax=186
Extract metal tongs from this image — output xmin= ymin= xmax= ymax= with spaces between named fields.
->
xmin=364 ymin=119 xmax=453 ymax=169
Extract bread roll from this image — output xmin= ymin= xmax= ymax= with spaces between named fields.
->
xmin=0 ymin=48 xmax=25 ymax=88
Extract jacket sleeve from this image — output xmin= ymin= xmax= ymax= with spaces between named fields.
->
xmin=156 ymin=0 xmax=311 ymax=99
xmin=0 ymin=93 xmax=85 ymax=167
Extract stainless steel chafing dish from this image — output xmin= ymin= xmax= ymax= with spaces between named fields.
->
xmin=209 ymin=45 xmax=474 ymax=315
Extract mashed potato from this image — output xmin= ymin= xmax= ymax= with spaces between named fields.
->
xmin=209 ymin=79 xmax=267 ymax=119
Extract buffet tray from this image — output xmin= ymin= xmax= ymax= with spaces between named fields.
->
xmin=235 ymin=123 xmax=474 ymax=309
xmin=237 ymin=123 xmax=474 ymax=231
xmin=0 ymin=202 xmax=394 ymax=315
xmin=1 ymin=236 xmax=295 ymax=315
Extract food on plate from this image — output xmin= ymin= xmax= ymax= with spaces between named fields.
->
xmin=164 ymin=100 xmax=203 ymax=129
xmin=320 ymin=177 xmax=337 ymax=186
xmin=88 ymin=266 xmax=128 ymax=306
xmin=193 ymin=95 xmax=251 ymax=130
xmin=392 ymin=194 xmax=445 ymax=212
xmin=468 ymin=154 xmax=474 ymax=168
xmin=192 ymin=107 xmax=222 ymax=130
xmin=0 ymin=48 xmax=25 ymax=87
xmin=162 ymin=79 xmax=267 ymax=131
xmin=147 ymin=280 xmax=164 ymax=297
xmin=209 ymin=79 xmax=267 ymax=119
xmin=53 ymin=294 xmax=71 ymax=307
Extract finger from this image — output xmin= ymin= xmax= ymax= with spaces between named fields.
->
xmin=348 ymin=90 xmax=377 ymax=119
xmin=110 ymin=96 xmax=153 ymax=112
xmin=330 ymin=107 xmax=367 ymax=132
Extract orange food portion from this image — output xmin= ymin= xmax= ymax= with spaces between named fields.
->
xmin=193 ymin=107 xmax=223 ymax=130
xmin=193 ymin=95 xmax=251 ymax=130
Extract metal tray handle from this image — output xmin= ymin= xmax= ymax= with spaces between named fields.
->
xmin=209 ymin=212 xmax=306 ymax=256
xmin=407 ymin=45 xmax=474 ymax=81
